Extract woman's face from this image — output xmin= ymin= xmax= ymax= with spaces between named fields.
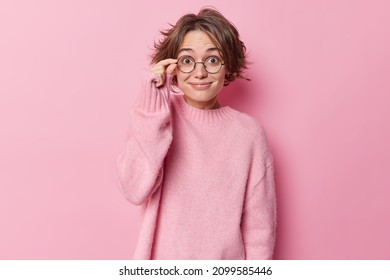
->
xmin=175 ymin=30 xmax=227 ymax=109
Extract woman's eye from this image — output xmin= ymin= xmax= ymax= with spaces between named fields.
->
xmin=181 ymin=56 xmax=193 ymax=64
xmin=207 ymin=56 xmax=220 ymax=64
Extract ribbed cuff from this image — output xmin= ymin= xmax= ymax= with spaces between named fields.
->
xmin=136 ymin=71 xmax=172 ymax=114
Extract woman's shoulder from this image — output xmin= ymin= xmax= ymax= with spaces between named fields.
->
xmin=231 ymin=109 xmax=268 ymax=138
xmin=229 ymin=109 xmax=273 ymax=167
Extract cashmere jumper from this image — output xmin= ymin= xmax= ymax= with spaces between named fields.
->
xmin=116 ymin=72 xmax=276 ymax=260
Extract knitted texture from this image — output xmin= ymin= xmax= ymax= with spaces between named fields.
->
xmin=116 ymin=71 xmax=276 ymax=259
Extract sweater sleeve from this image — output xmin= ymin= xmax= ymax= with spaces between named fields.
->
xmin=116 ymin=71 xmax=173 ymax=206
xmin=241 ymin=130 xmax=277 ymax=260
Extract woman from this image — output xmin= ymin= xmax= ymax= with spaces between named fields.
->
xmin=117 ymin=8 xmax=276 ymax=260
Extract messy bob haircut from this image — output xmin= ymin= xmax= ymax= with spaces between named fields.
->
xmin=151 ymin=8 xmax=249 ymax=86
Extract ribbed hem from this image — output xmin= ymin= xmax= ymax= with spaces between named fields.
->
xmin=136 ymin=71 xmax=172 ymax=114
xmin=173 ymin=94 xmax=238 ymax=123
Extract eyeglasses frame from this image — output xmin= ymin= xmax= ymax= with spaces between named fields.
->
xmin=176 ymin=55 xmax=225 ymax=74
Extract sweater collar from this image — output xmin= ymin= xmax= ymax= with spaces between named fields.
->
xmin=173 ymin=94 xmax=237 ymax=123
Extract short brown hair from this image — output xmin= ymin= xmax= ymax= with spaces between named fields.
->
xmin=151 ymin=8 xmax=249 ymax=86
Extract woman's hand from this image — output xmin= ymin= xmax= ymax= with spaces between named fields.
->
xmin=149 ymin=58 xmax=177 ymax=87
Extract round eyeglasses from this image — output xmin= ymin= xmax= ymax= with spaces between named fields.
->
xmin=176 ymin=55 xmax=225 ymax=74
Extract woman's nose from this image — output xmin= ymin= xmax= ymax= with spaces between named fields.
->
xmin=193 ymin=62 xmax=208 ymax=78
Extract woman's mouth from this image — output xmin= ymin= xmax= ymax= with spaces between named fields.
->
xmin=190 ymin=82 xmax=212 ymax=90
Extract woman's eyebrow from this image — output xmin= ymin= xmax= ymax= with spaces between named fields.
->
xmin=177 ymin=48 xmax=220 ymax=55
xmin=206 ymin=48 xmax=220 ymax=52
xmin=177 ymin=48 xmax=193 ymax=55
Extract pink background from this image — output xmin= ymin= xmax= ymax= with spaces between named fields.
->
xmin=1 ymin=0 xmax=389 ymax=259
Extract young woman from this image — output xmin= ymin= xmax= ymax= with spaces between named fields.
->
xmin=117 ymin=8 xmax=276 ymax=260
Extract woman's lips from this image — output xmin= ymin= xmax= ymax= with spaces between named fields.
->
xmin=190 ymin=82 xmax=212 ymax=90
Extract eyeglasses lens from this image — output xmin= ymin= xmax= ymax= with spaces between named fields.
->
xmin=177 ymin=56 xmax=222 ymax=74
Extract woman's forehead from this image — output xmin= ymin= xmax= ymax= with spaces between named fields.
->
xmin=181 ymin=30 xmax=217 ymax=48
xmin=178 ymin=30 xmax=220 ymax=55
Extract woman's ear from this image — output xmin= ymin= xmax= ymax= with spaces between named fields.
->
xmin=224 ymin=73 xmax=233 ymax=86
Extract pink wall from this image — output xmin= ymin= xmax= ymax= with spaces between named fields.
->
xmin=1 ymin=0 xmax=389 ymax=259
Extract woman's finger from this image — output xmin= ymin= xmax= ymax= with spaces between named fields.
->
xmin=155 ymin=73 xmax=164 ymax=87
xmin=166 ymin=63 xmax=177 ymax=75
xmin=156 ymin=58 xmax=178 ymax=67
xmin=150 ymin=58 xmax=178 ymax=87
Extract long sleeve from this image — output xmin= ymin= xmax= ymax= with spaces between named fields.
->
xmin=241 ymin=130 xmax=277 ymax=260
xmin=116 ymin=72 xmax=173 ymax=206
